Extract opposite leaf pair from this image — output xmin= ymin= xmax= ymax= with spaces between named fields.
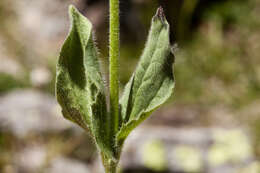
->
xmin=56 ymin=5 xmax=174 ymax=160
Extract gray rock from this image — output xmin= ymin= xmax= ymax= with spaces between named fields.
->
xmin=15 ymin=145 xmax=47 ymax=173
xmin=15 ymin=145 xmax=90 ymax=173
xmin=0 ymin=57 xmax=25 ymax=78
xmin=30 ymin=67 xmax=52 ymax=87
xmin=120 ymin=126 xmax=256 ymax=173
xmin=0 ymin=0 xmax=72 ymax=66
xmin=15 ymin=0 xmax=70 ymax=41
xmin=46 ymin=157 xmax=90 ymax=173
xmin=0 ymin=89 xmax=73 ymax=137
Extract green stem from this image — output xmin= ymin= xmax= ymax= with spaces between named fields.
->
xmin=102 ymin=153 xmax=118 ymax=173
xmin=106 ymin=0 xmax=120 ymax=172
xmin=104 ymin=161 xmax=118 ymax=173
xmin=109 ymin=0 xmax=120 ymax=135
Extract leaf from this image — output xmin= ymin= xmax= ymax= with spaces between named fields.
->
xmin=55 ymin=5 xmax=113 ymax=158
xmin=117 ymin=7 xmax=175 ymax=146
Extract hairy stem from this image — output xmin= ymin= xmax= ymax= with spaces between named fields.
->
xmin=102 ymin=153 xmax=118 ymax=173
xmin=109 ymin=0 xmax=120 ymax=136
xmin=104 ymin=161 xmax=118 ymax=173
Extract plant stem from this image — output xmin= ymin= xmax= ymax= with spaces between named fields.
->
xmin=107 ymin=0 xmax=120 ymax=172
xmin=109 ymin=0 xmax=120 ymax=135
xmin=102 ymin=153 xmax=118 ymax=173
xmin=104 ymin=161 xmax=118 ymax=173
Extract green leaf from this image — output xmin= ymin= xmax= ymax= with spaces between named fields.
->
xmin=117 ymin=7 xmax=175 ymax=146
xmin=55 ymin=5 xmax=113 ymax=158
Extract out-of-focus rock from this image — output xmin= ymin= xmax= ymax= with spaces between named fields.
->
xmin=15 ymin=0 xmax=70 ymax=41
xmin=15 ymin=145 xmax=90 ymax=173
xmin=0 ymin=0 xmax=73 ymax=66
xmin=30 ymin=67 xmax=52 ymax=87
xmin=0 ymin=89 xmax=73 ymax=137
xmin=46 ymin=157 xmax=90 ymax=173
xmin=149 ymin=104 xmax=238 ymax=128
xmin=119 ymin=126 xmax=255 ymax=173
xmin=148 ymin=105 xmax=203 ymax=127
xmin=0 ymin=58 xmax=24 ymax=78
xmin=15 ymin=145 xmax=47 ymax=173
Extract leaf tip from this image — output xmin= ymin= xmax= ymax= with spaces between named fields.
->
xmin=68 ymin=4 xmax=76 ymax=14
xmin=156 ymin=6 xmax=164 ymax=17
xmin=69 ymin=5 xmax=82 ymax=19
xmin=155 ymin=6 xmax=166 ymax=22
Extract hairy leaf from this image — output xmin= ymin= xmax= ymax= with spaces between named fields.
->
xmin=117 ymin=7 xmax=175 ymax=145
xmin=56 ymin=5 xmax=113 ymax=158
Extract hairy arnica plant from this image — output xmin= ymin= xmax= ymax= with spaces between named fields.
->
xmin=55 ymin=0 xmax=175 ymax=172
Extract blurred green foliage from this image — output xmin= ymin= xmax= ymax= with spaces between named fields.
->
xmin=171 ymin=0 xmax=260 ymax=107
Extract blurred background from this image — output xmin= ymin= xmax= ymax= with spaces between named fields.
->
xmin=0 ymin=0 xmax=260 ymax=172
